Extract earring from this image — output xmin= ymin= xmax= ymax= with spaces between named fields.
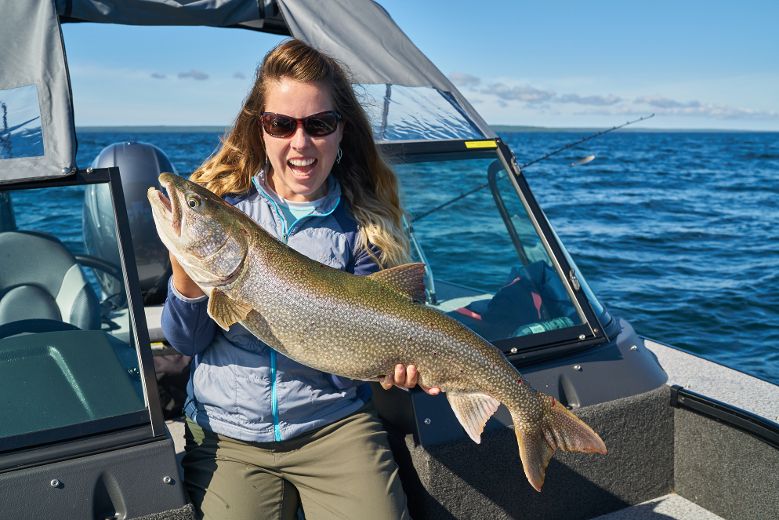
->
xmin=336 ymin=147 xmax=343 ymax=164
xmin=263 ymin=157 xmax=270 ymax=172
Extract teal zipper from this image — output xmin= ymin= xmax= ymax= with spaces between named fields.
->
xmin=252 ymin=179 xmax=286 ymax=442
xmin=251 ymin=176 xmax=342 ymax=443
xmin=254 ymin=177 xmax=289 ymax=240
xmin=269 ymin=349 xmax=281 ymax=441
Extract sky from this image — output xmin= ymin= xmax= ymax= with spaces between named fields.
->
xmin=61 ymin=1 xmax=779 ymax=130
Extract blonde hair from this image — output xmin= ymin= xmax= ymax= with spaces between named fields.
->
xmin=190 ymin=40 xmax=409 ymax=267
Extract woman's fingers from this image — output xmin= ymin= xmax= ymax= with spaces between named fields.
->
xmin=420 ymin=384 xmax=441 ymax=396
xmin=394 ymin=363 xmax=408 ymax=386
xmin=379 ymin=374 xmax=394 ymax=390
xmin=404 ymin=364 xmax=417 ymax=387
xmin=379 ymin=364 xmax=442 ymax=395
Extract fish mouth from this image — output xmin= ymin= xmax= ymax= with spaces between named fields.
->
xmin=148 ymin=177 xmax=182 ymax=237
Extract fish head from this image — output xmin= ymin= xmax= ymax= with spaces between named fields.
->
xmin=147 ymin=173 xmax=250 ymax=288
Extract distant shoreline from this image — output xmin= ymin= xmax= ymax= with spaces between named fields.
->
xmin=77 ymin=126 xmax=229 ymax=133
xmin=75 ymin=125 xmax=776 ymax=134
xmin=488 ymin=125 xmax=775 ymax=133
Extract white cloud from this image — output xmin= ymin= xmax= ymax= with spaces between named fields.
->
xmin=557 ymin=93 xmax=622 ymax=106
xmin=484 ymin=82 xmax=556 ymax=104
xmin=459 ymin=77 xmax=779 ymax=125
xmin=635 ymin=96 xmax=701 ymax=109
xmin=448 ymin=72 xmax=481 ymax=88
xmin=635 ymin=96 xmax=779 ymax=119
xmin=178 ymin=70 xmax=209 ymax=81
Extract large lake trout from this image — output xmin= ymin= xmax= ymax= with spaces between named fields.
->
xmin=148 ymin=173 xmax=606 ymax=491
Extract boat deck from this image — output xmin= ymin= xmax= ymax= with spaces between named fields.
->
xmin=593 ymin=494 xmax=723 ymax=519
xmin=644 ymin=338 xmax=779 ymax=421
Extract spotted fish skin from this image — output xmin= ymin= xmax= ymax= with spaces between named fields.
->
xmin=148 ymin=173 xmax=607 ymax=491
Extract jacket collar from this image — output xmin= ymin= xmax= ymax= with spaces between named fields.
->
xmin=253 ymin=169 xmax=342 ymax=216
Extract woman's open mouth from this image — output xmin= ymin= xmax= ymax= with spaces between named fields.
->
xmin=287 ymin=157 xmax=317 ymax=174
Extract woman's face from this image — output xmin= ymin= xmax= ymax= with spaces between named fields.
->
xmin=262 ymin=78 xmax=343 ymax=202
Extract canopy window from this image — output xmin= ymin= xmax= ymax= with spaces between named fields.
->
xmin=360 ymin=85 xmax=485 ymax=142
xmin=0 ymin=0 xmax=76 ymax=184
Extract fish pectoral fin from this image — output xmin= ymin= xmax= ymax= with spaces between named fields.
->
xmin=446 ymin=391 xmax=501 ymax=444
xmin=207 ymin=288 xmax=253 ymax=331
xmin=367 ymin=263 xmax=427 ymax=302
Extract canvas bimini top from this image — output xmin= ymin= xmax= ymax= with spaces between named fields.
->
xmin=0 ymin=0 xmax=493 ymax=184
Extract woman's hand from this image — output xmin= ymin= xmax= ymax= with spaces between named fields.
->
xmin=380 ymin=364 xmax=441 ymax=395
xmin=170 ymin=253 xmax=205 ymax=298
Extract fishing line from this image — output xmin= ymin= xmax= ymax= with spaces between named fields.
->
xmin=519 ymin=113 xmax=654 ymax=170
xmin=410 ymin=113 xmax=655 ymax=224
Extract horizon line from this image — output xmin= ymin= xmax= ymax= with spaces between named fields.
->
xmin=75 ymin=124 xmax=778 ymax=133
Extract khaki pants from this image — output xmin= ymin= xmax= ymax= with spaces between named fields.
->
xmin=182 ymin=405 xmax=410 ymax=520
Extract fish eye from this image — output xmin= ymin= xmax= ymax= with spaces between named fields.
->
xmin=187 ymin=196 xmax=201 ymax=208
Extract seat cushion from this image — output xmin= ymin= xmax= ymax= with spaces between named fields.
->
xmin=0 ymin=285 xmax=61 ymax=324
xmin=0 ymin=231 xmax=100 ymax=330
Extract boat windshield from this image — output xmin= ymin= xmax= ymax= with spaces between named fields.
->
xmin=395 ymin=155 xmax=589 ymax=344
xmin=0 ymin=180 xmax=149 ymax=452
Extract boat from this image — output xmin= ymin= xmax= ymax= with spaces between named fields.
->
xmin=1 ymin=1 xmax=777 ymax=519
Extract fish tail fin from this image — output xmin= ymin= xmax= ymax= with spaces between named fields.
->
xmin=510 ymin=394 xmax=606 ymax=492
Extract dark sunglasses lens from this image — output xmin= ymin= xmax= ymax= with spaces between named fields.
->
xmin=262 ymin=114 xmax=296 ymax=137
xmin=304 ymin=113 xmax=339 ymax=136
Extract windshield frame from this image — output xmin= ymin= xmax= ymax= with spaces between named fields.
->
xmin=380 ymin=138 xmax=609 ymax=361
xmin=0 ymin=167 xmax=165 ymax=459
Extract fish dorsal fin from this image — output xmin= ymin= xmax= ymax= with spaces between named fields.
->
xmin=446 ymin=391 xmax=501 ymax=444
xmin=367 ymin=263 xmax=426 ymax=302
xmin=207 ymin=288 xmax=253 ymax=331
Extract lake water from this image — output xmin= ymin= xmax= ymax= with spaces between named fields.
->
xmin=65 ymin=130 xmax=779 ymax=384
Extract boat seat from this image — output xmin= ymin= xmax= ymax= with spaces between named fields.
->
xmin=0 ymin=231 xmax=101 ymax=330
xmin=447 ymin=261 xmax=578 ymax=340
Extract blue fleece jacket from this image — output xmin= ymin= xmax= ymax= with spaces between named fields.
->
xmin=161 ymin=174 xmax=380 ymax=442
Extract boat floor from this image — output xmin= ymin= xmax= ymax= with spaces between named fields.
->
xmin=166 ymin=417 xmax=725 ymax=519
xmin=592 ymin=494 xmax=723 ymax=520
xmin=167 ymin=418 xmax=186 ymax=466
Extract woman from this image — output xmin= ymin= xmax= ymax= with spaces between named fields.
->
xmin=161 ymin=39 xmax=437 ymax=519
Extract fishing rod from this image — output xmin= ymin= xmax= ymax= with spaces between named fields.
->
xmin=410 ymin=113 xmax=655 ymax=224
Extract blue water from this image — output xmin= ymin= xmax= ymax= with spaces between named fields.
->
xmin=68 ymin=130 xmax=779 ymax=384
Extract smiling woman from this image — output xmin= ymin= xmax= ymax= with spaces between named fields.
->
xmin=159 ymin=39 xmax=425 ymax=519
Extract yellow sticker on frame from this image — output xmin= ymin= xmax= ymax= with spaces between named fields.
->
xmin=464 ymin=140 xmax=498 ymax=149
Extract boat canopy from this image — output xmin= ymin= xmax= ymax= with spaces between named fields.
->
xmin=0 ymin=0 xmax=492 ymax=184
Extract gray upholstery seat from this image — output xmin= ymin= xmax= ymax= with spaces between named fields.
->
xmin=0 ymin=231 xmax=101 ymax=330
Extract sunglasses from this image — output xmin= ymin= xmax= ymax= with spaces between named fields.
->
xmin=260 ymin=111 xmax=342 ymax=138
